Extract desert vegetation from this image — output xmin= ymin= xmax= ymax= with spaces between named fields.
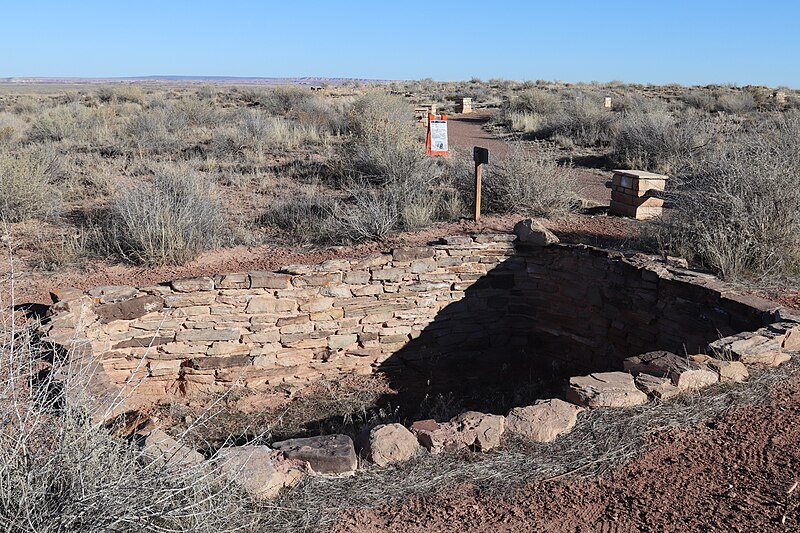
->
xmin=1 ymin=80 xmax=798 ymax=283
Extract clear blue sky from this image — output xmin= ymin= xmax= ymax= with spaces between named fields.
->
xmin=2 ymin=0 xmax=798 ymax=87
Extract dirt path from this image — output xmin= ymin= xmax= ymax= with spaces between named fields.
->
xmin=447 ymin=112 xmax=612 ymax=204
xmin=334 ymin=369 xmax=800 ymax=532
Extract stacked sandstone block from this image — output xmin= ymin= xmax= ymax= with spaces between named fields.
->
xmin=42 ymin=234 xmax=517 ymax=403
xmin=609 ymin=169 xmax=668 ymax=220
xmin=414 ymin=103 xmax=437 ymax=125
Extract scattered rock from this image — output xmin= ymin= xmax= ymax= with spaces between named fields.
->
xmin=513 ymin=219 xmax=559 ymax=247
xmin=782 ymin=325 xmax=800 ymax=352
xmin=140 ymin=428 xmax=204 ymax=468
xmin=624 ymin=351 xmax=719 ymax=390
xmin=689 ymin=355 xmax=749 ymax=383
xmin=410 ymin=419 xmax=471 ymax=454
xmin=272 ymin=434 xmax=357 ymax=474
xmin=506 ymin=399 xmax=583 ymax=442
xmin=358 ymin=423 xmax=420 ymax=466
xmin=567 ymin=372 xmax=649 ymax=408
xmin=634 ymin=373 xmax=681 ymax=400
xmin=214 ymin=446 xmax=305 ymax=499
xmin=453 ymin=411 xmax=505 ymax=451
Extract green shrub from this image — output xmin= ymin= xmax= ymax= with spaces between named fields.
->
xmin=102 ymin=166 xmax=229 ymax=265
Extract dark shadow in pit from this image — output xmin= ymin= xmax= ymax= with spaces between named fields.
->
xmin=373 ymin=251 xmax=568 ymax=421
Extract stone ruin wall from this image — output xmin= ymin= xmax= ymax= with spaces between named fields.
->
xmin=42 ymin=232 xmax=784 ymax=407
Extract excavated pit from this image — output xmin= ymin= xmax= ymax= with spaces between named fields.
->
xmin=42 ymin=232 xmax=783 ymax=419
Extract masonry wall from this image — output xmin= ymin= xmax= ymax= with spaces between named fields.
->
xmin=43 ymin=234 xmax=781 ymax=406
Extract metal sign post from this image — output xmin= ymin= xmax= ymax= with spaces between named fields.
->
xmin=473 ymin=146 xmax=489 ymax=221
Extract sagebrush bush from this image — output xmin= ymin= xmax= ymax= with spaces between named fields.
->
xmin=647 ymin=112 xmax=800 ymax=280
xmin=482 ymin=146 xmax=577 ymax=217
xmin=0 ymin=145 xmax=62 ymax=222
xmin=102 ymin=166 xmax=229 ymax=265
xmin=0 ymin=304 xmax=260 ymax=532
xmin=611 ymin=110 xmax=706 ymax=174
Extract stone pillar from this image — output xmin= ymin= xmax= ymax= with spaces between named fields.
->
xmin=609 ymin=170 xmax=667 ymax=220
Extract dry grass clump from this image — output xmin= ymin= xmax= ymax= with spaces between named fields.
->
xmin=482 ymin=146 xmax=577 ymax=217
xmin=0 ymin=145 xmax=62 ymax=222
xmin=646 ymin=112 xmax=800 ymax=280
xmin=99 ymin=165 xmax=229 ymax=265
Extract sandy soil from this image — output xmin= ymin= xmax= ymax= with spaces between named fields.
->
xmin=334 ymin=369 xmax=800 ymax=532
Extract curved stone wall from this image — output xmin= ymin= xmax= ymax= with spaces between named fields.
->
xmin=41 ymin=231 xmax=786 ymax=409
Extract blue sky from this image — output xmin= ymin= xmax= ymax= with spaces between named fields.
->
xmin=2 ymin=0 xmax=798 ymax=87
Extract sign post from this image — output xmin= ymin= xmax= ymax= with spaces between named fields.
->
xmin=473 ymin=146 xmax=489 ymax=221
xmin=426 ymin=113 xmax=449 ymax=157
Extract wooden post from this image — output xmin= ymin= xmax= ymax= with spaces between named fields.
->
xmin=473 ymin=147 xmax=489 ymax=221
xmin=474 ymin=161 xmax=482 ymax=221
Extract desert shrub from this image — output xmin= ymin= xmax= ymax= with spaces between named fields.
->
xmin=123 ymin=105 xmax=185 ymax=154
xmin=213 ymin=109 xmax=325 ymax=159
xmin=339 ymin=92 xmax=427 ymax=184
xmin=259 ymin=189 xmax=338 ymax=243
xmin=482 ymin=146 xmax=577 ymax=217
xmin=681 ymin=90 xmax=717 ymax=112
xmin=101 ymin=166 xmax=228 ymax=265
xmin=0 ymin=308 xmax=260 ymax=532
xmin=715 ymin=91 xmax=756 ymax=114
xmin=96 ymin=84 xmax=146 ymax=104
xmin=647 ymin=112 xmax=800 ymax=280
xmin=0 ymin=145 xmax=62 ymax=222
xmin=548 ymin=97 xmax=616 ymax=146
xmin=611 ymin=110 xmax=707 ymax=174
xmin=0 ymin=112 xmax=26 ymax=146
xmin=511 ymin=89 xmax=562 ymax=116
xmin=28 ymin=103 xmax=110 ymax=145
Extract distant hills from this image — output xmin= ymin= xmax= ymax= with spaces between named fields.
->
xmin=0 ymin=76 xmax=388 ymax=85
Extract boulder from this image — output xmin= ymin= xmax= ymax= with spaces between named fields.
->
xmin=452 ymin=411 xmax=505 ymax=451
xmin=410 ymin=419 xmax=471 ymax=454
xmin=214 ymin=446 xmax=305 ymax=499
xmin=567 ymin=372 xmax=649 ymax=408
xmin=506 ymin=399 xmax=583 ymax=442
xmin=272 ymin=434 xmax=357 ymax=474
xmin=624 ymin=351 xmax=718 ymax=390
xmin=140 ymin=429 xmax=204 ymax=468
xmin=513 ymin=219 xmax=559 ymax=247
xmin=782 ymin=325 xmax=800 ymax=352
xmin=358 ymin=423 xmax=420 ymax=466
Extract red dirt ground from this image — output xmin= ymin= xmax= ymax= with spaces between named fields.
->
xmin=333 ymin=369 xmax=800 ymax=532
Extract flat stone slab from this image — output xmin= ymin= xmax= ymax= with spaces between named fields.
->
xmin=506 ymin=399 xmax=584 ymax=442
xmin=567 ymin=372 xmax=649 ymax=408
xmin=214 ymin=446 xmax=305 ymax=499
xmin=624 ymin=351 xmax=719 ymax=390
xmin=272 ymin=434 xmax=357 ymax=474
xmin=358 ymin=423 xmax=420 ymax=466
